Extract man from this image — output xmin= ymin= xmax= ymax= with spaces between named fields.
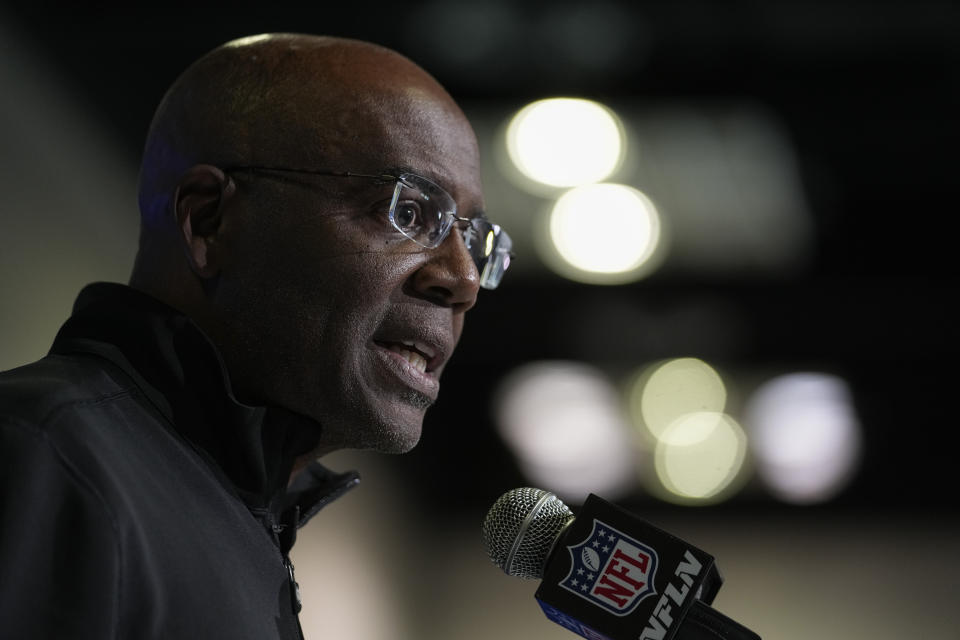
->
xmin=0 ymin=33 xmax=511 ymax=638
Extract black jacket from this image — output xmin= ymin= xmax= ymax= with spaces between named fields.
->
xmin=0 ymin=283 xmax=359 ymax=639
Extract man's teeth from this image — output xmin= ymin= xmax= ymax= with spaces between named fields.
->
xmin=389 ymin=345 xmax=428 ymax=373
xmin=402 ymin=350 xmax=427 ymax=373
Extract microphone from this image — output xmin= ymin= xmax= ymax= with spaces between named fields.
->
xmin=481 ymin=488 xmax=761 ymax=640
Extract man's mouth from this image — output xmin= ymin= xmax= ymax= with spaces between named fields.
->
xmin=380 ymin=340 xmax=435 ymax=374
xmin=371 ymin=323 xmax=451 ymax=401
xmin=371 ymin=338 xmax=442 ymax=401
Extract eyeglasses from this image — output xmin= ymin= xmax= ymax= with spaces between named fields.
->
xmin=226 ymin=165 xmax=512 ymax=290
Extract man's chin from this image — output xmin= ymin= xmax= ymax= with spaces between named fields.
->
xmin=367 ymin=422 xmax=424 ymax=454
xmin=399 ymin=388 xmax=434 ymax=411
xmin=307 ymin=387 xmax=433 ymax=454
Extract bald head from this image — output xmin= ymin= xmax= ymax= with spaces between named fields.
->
xmin=137 ymin=33 xmax=474 ymax=227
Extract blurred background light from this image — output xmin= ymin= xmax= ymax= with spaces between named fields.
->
xmin=632 ymin=106 xmax=814 ymax=275
xmin=493 ymin=361 xmax=638 ymax=501
xmin=629 ymin=357 xmax=728 ymax=441
xmin=744 ymin=373 xmax=862 ymax=504
xmin=542 ymin=183 xmax=663 ymax=284
xmin=505 ymin=98 xmax=624 ymax=188
xmin=654 ymin=411 xmax=748 ymax=504
xmin=480 ymin=103 xmax=812 ymax=281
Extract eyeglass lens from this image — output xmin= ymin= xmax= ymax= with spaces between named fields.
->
xmin=393 ymin=174 xmax=511 ymax=289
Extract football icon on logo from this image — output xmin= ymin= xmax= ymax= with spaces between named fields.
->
xmin=581 ymin=547 xmax=600 ymax=572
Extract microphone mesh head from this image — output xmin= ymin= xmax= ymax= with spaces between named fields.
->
xmin=481 ymin=487 xmax=575 ymax=579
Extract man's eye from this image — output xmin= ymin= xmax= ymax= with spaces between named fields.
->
xmin=393 ymin=202 xmax=423 ymax=231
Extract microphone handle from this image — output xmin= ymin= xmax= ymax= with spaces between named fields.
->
xmin=679 ymin=600 xmax=761 ymax=640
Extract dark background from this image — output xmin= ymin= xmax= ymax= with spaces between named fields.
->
xmin=2 ymin=0 xmax=957 ymax=517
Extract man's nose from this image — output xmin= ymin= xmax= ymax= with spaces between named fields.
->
xmin=409 ymin=228 xmax=480 ymax=313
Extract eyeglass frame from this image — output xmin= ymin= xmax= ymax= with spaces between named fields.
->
xmin=222 ymin=164 xmax=512 ymax=290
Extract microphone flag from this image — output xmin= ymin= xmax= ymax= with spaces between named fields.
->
xmin=535 ymin=494 xmax=723 ymax=640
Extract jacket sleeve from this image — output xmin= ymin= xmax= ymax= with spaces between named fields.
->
xmin=0 ymin=419 xmax=121 ymax=639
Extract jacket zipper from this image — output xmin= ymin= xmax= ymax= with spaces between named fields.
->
xmin=285 ymin=555 xmax=302 ymax=614
xmin=269 ymin=520 xmax=304 ymax=639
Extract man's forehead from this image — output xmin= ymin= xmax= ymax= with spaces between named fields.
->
xmin=302 ymin=88 xmax=483 ymax=205
xmin=377 ymin=102 xmax=481 ymax=192
xmin=244 ymin=55 xmax=473 ymax=152
xmin=210 ymin=36 xmax=485 ymax=207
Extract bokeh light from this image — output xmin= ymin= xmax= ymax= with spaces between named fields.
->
xmin=543 ymin=183 xmax=663 ymax=284
xmin=654 ymin=412 xmax=748 ymax=503
xmin=629 ymin=357 xmax=727 ymax=441
xmin=744 ymin=373 xmax=862 ymax=504
xmin=494 ymin=361 xmax=638 ymax=501
xmin=506 ymin=98 xmax=624 ymax=187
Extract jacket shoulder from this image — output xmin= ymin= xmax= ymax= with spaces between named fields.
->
xmin=0 ymin=354 xmax=131 ymax=429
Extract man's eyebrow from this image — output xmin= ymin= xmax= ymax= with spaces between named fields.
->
xmin=383 ymin=165 xmax=417 ymax=177
xmin=383 ymin=165 xmax=487 ymax=218
xmin=383 ymin=165 xmax=455 ymax=187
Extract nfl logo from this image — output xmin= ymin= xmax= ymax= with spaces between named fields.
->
xmin=559 ymin=519 xmax=658 ymax=616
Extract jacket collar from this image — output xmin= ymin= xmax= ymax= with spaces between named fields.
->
xmin=50 ymin=282 xmax=358 ymax=521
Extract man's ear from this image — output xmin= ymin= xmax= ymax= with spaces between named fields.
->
xmin=173 ymin=164 xmax=237 ymax=278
